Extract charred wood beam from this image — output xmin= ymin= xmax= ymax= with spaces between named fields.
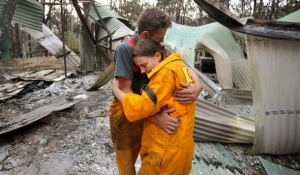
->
xmin=89 ymin=0 xmax=112 ymax=52
xmin=194 ymin=0 xmax=300 ymax=40
xmin=71 ymin=0 xmax=96 ymax=44
xmin=76 ymin=4 xmax=114 ymax=51
xmin=71 ymin=0 xmax=113 ymax=51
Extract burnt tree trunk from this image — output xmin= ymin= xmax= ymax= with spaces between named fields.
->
xmin=15 ymin=23 xmax=22 ymax=58
xmin=0 ymin=0 xmax=18 ymax=57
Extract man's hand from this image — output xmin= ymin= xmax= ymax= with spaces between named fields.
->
xmin=147 ymin=108 xmax=179 ymax=134
xmin=173 ymin=68 xmax=203 ymax=104
xmin=173 ymin=82 xmax=202 ymax=104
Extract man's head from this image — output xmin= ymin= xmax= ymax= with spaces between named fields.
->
xmin=137 ymin=6 xmax=172 ymax=42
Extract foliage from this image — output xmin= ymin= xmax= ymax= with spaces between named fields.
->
xmin=110 ymin=0 xmax=144 ymax=25
xmin=57 ymin=31 xmax=80 ymax=55
xmin=5 ymin=0 xmax=299 ymax=59
xmin=109 ymin=0 xmax=300 ymax=26
xmin=19 ymin=0 xmax=81 ymax=58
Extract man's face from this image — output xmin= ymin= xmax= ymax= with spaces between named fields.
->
xmin=150 ymin=28 xmax=168 ymax=42
xmin=141 ymin=28 xmax=168 ymax=42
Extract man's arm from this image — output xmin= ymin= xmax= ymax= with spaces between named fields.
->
xmin=148 ymin=108 xmax=179 ymax=134
xmin=173 ymin=68 xmax=203 ymax=104
xmin=117 ymin=76 xmax=132 ymax=93
xmin=114 ymin=77 xmax=179 ymax=134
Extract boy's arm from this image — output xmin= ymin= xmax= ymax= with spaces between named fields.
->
xmin=173 ymin=68 xmax=203 ymax=104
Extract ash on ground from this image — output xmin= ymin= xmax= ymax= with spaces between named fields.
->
xmin=0 ymin=72 xmax=299 ymax=175
xmin=0 ymin=73 xmax=123 ymax=174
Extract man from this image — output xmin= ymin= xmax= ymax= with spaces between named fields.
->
xmin=110 ymin=6 xmax=202 ymax=175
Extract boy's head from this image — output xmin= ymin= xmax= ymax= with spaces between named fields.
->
xmin=137 ymin=6 xmax=172 ymax=42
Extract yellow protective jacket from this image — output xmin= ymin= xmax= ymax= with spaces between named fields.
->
xmin=122 ymin=53 xmax=196 ymax=175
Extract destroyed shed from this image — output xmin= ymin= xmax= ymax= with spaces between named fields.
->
xmin=0 ymin=0 xmax=300 ymax=174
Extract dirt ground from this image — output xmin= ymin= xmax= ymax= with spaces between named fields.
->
xmin=0 ymin=57 xmax=300 ymax=175
xmin=0 ymin=57 xmax=65 ymax=77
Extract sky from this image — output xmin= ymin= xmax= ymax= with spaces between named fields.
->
xmin=100 ymin=0 xmax=109 ymax=5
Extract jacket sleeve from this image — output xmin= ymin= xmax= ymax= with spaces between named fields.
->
xmin=122 ymin=69 xmax=175 ymax=122
xmin=122 ymin=92 xmax=156 ymax=122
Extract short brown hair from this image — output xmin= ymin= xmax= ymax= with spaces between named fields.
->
xmin=137 ymin=6 xmax=172 ymax=36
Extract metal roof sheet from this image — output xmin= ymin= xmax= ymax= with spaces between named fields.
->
xmin=166 ymin=22 xmax=251 ymax=91
xmin=191 ymin=142 xmax=245 ymax=174
xmin=194 ymin=98 xmax=255 ymax=143
xmin=194 ymin=0 xmax=300 ymax=40
xmin=259 ymin=156 xmax=300 ymax=175
xmin=98 ymin=18 xmax=133 ymax=40
xmin=0 ymin=99 xmax=77 ymax=135
xmin=217 ymin=89 xmax=253 ymax=106
xmin=192 ymin=0 xmax=300 ymax=155
xmin=186 ymin=62 xmax=222 ymax=101
xmin=247 ymin=35 xmax=300 ymax=154
xmin=111 ymin=25 xmax=134 ymax=41
xmin=80 ymin=26 xmax=96 ymax=71
xmin=175 ymin=46 xmax=195 ymax=66
xmin=194 ymin=23 xmax=250 ymax=90
xmin=277 ymin=9 xmax=300 ymax=23
xmin=232 ymin=60 xmax=251 ymax=90
xmin=165 ymin=22 xmax=207 ymax=48
xmin=11 ymin=0 xmax=43 ymax=31
xmin=88 ymin=2 xmax=129 ymax=26
xmin=23 ymin=24 xmax=80 ymax=73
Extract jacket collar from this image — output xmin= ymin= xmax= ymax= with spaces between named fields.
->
xmin=147 ymin=52 xmax=182 ymax=78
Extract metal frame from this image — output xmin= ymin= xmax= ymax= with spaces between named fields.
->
xmin=71 ymin=0 xmax=113 ymax=52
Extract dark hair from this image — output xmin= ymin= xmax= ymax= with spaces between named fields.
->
xmin=137 ymin=6 xmax=172 ymax=36
xmin=133 ymin=38 xmax=166 ymax=60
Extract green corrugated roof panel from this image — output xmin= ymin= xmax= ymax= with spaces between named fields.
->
xmin=259 ymin=157 xmax=300 ymax=175
xmin=165 ymin=22 xmax=208 ymax=48
xmin=89 ymin=2 xmax=129 ymax=27
xmin=13 ymin=0 xmax=43 ymax=31
xmin=191 ymin=142 xmax=245 ymax=175
xmin=98 ymin=18 xmax=131 ymax=40
xmin=166 ymin=21 xmax=252 ymax=90
xmin=196 ymin=22 xmax=245 ymax=62
xmin=277 ymin=9 xmax=300 ymax=22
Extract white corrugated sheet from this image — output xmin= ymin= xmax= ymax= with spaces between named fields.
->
xmin=246 ymin=35 xmax=300 ymax=154
xmin=194 ymin=99 xmax=255 ymax=143
xmin=24 ymin=24 xmax=80 ymax=73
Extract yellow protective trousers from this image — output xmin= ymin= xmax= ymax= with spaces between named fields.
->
xmin=109 ymin=98 xmax=143 ymax=175
xmin=138 ymin=136 xmax=194 ymax=175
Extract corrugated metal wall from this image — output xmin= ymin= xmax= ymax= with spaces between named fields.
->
xmin=246 ymin=35 xmax=300 ymax=154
